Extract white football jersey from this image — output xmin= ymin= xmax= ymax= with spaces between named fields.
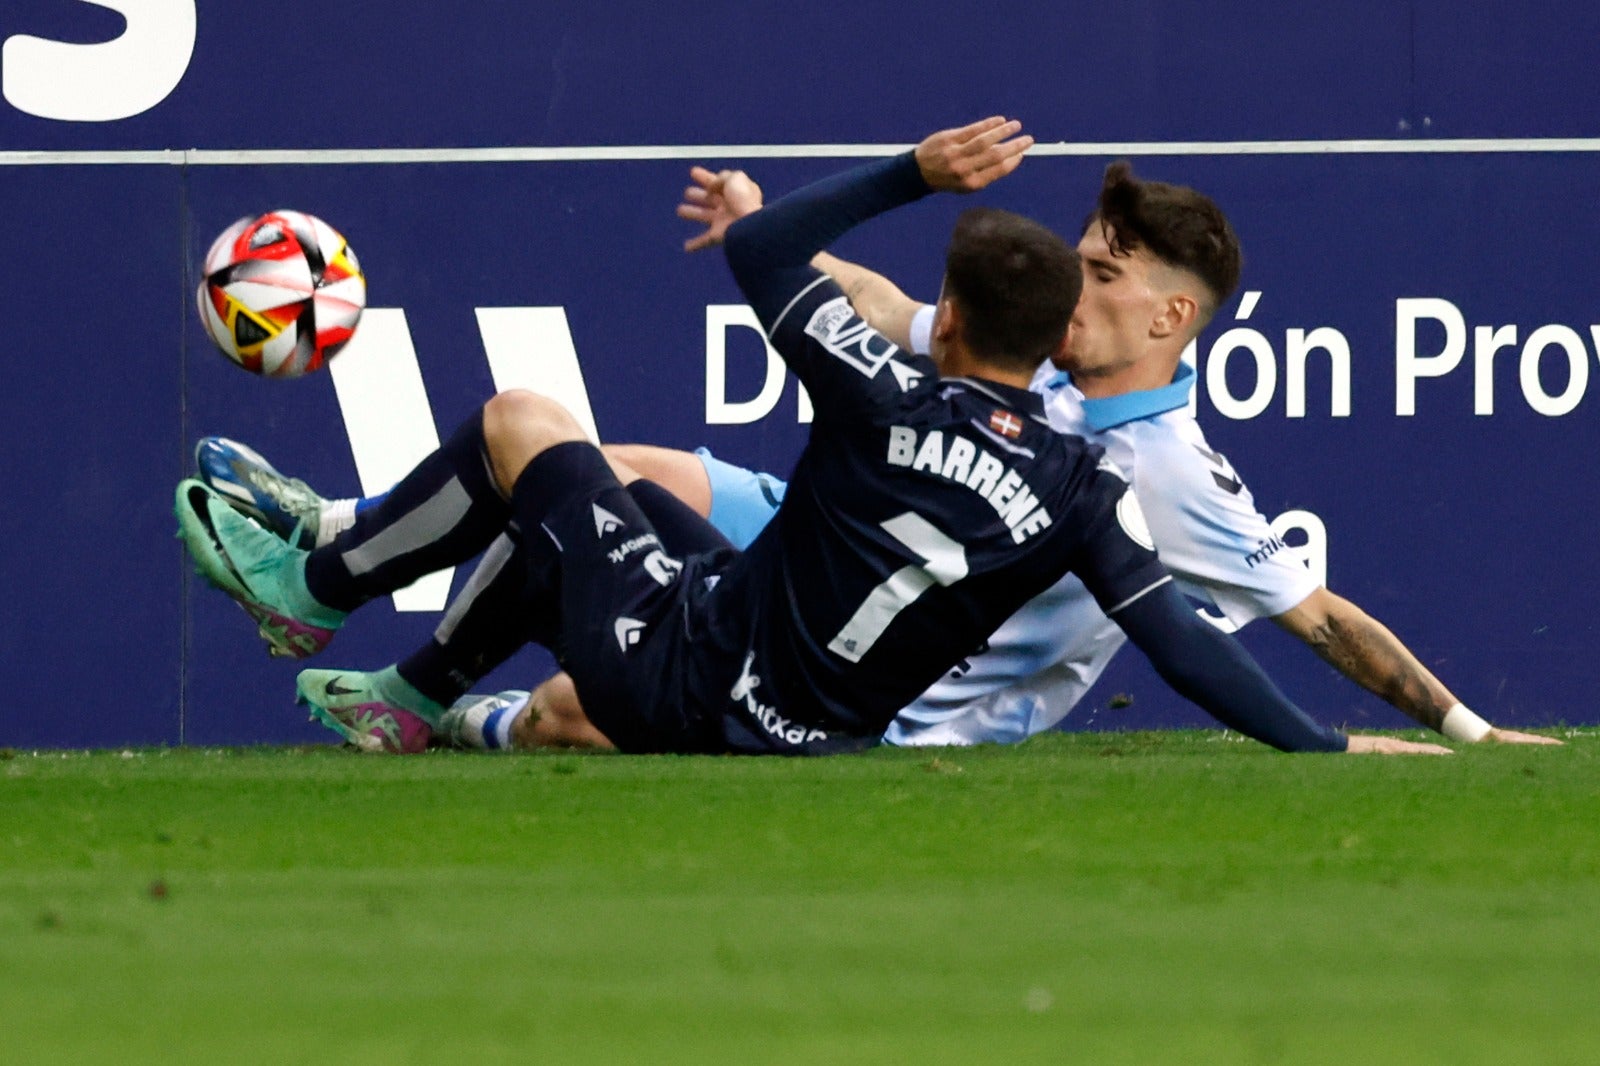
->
xmin=885 ymin=311 xmax=1319 ymax=746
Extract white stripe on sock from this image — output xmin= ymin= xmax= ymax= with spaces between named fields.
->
xmin=341 ymin=476 xmax=471 ymax=577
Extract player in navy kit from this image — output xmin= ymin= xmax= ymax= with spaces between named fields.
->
xmin=177 ymin=117 xmax=1352 ymax=755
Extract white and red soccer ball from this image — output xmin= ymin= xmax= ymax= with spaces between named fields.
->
xmin=197 ymin=210 xmax=366 ymax=378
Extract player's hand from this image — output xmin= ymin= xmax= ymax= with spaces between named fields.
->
xmin=915 ymin=116 xmax=1035 ymax=193
xmin=1344 ymin=734 xmax=1454 ymax=755
xmin=677 ymin=167 xmax=764 ymax=252
xmin=1484 ymin=727 xmax=1564 ymax=746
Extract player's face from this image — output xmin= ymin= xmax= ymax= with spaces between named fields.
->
xmin=1057 ymin=224 xmax=1169 ymax=377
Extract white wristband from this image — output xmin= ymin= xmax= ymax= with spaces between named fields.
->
xmin=908 ymin=304 xmax=935 ymax=355
xmin=1441 ymin=703 xmax=1493 ymax=743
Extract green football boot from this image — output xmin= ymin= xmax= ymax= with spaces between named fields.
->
xmin=174 ymin=479 xmax=345 ymax=659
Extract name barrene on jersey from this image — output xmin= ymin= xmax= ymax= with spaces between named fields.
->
xmin=885 ymin=426 xmax=1053 ymax=543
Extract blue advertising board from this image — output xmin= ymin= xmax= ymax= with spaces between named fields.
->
xmin=2 ymin=2 xmax=1596 ymax=746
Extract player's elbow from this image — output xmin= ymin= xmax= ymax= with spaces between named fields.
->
xmin=722 ymin=215 xmax=763 ymax=279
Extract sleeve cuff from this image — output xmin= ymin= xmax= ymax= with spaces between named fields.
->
xmin=909 ymin=304 xmax=936 ymax=355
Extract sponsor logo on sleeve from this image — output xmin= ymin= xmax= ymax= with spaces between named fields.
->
xmin=805 ymin=296 xmax=923 ymax=391
xmin=1243 ymin=535 xmax=1288 ymax=569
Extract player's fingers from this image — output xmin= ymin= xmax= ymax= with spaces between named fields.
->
xmin=970 ymin=136 xmax=1033 ymax=178
xmin=675 ymin=203 xmax=715 ymax=223
xmin=688 ymin=165 xmax=721 ymax=190
xmin=943 ymin=115 xmax=1010 ymax=148
xmin=916 ymin=116 xmax=1003 ymax=164
xmin=681 ymin=185 xmax=712 ymax=206
xmin=973 ymin=134 xmax=1033 ymax=171
xmin=683 ymin=233 xmax=717 ymax=253
xmin=958 ymin=118 xmax=1024 ymax=156
xmin=953 ymin=135 xmax=1032 ymax=191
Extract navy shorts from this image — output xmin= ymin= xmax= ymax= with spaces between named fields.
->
xmin=514 ymin=442 xmax=739 ymax=753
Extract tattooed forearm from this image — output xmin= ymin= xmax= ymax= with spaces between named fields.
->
xmin=1299 ymin=606 xmax=1451 ymax=732
xmin=841 ymin=275 xmax=873 ymax=306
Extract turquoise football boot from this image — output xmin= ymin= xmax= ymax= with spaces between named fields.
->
xmin=296 ymin=667 xmax=438 ymax=754
xmin=175 ymin=479 xmax=345 ymax=659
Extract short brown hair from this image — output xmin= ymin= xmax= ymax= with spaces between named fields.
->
xmin=1089 ymin=161 xmax=1241 ymax=320
xmin=944 ymin=207 xmax=1081 ymax=371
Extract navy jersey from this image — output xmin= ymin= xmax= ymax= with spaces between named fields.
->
xmin=704 ymin=276 xmax=1169 ymax=744
xmin=547 ymin=149 xmax=1339 ymax=756
xmin=685 ymin=151 xmax=1342 ymax=756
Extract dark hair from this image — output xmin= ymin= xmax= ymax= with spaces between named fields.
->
xmin=1087 ymin=161 xmax=1241 ymax=318
xmin=943 ymin=207 xmax=1081 ymax=371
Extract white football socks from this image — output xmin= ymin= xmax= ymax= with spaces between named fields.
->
xmin=316 ymin=497 xmax=360 ymax=548
xmin=445 ymin=691 xmax=531 ymax=751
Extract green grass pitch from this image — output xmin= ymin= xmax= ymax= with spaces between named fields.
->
xmin=2 ymin=730 xmax=1596 ymax=1064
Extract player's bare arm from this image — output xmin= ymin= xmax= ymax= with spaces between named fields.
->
xmin=1273 ymin=587 xmax=1561 ymax=746
xmin=811 ymin=251 xmax=923 ymax=351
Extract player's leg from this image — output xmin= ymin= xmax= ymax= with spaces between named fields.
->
xmin=601 ymin=444 xmax=713 ymax=517
xmin=287 ymin=424 xmax=755 ymax=752
xmin=301 ymin=435 xmax=721 ymax=754
xmin=296 ymin=531 xmax=546 ymax=752
xmin=603 ymin=444 xmax=787 ymax=551
xmin=434 ymin=460 xmax=740 ymax=754
xmin=487 ymin=393 xmax=734 ymax=753
xmin=198 ymin=437 xmax=777 ymax=555
xmin=447 ymin=445 xmax=782 ymax=752
xmin=295 ymin=389 xmax=640 ymax=751
xmin=442 ymin=674 xmax=615 ymax=751
xmin=177 ymin=397 xmax=522 ymax=659
xmin=192 ymin=436 xmax=667 ymax=555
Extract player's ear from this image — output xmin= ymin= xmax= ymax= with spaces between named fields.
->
xmin=933 ymin=293 xmax=961 ymax=343
xmin=1150 ymin=290 xmax=1199 ymax=341
xmin=927 ymin=293 xmax=961 ymax=367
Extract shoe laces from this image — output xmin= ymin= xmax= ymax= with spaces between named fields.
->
xmin=242 ymin=466 xmax=324 ymax=521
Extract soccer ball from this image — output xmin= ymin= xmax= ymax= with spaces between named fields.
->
xmin=196 ymin=210 xmax=366 ymax=378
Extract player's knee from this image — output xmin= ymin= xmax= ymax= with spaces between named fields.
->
xmin=482 ymin=390 xmax=588 ymax=492
xmin=484 ymin=389 xmax=585 ymax=443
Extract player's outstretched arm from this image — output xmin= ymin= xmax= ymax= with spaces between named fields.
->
xmin=673 ymin=111 xmax=1034 ymax=254
xmin=814 ymin=117 xmax=1031 ymax=349
xmin=680 ymin=175 xmax=926 ymax=349
xmin=714 ymin=116 xmax=1031 ymax=276
xmin=1114 ymin=580 xmax=1451 ymax=754
xmin=1273 ymin=588 xmax=1562 ymax=746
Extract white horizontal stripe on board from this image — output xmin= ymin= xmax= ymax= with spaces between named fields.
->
xmin=4 ymin=137 xmax=1600 ymax=166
